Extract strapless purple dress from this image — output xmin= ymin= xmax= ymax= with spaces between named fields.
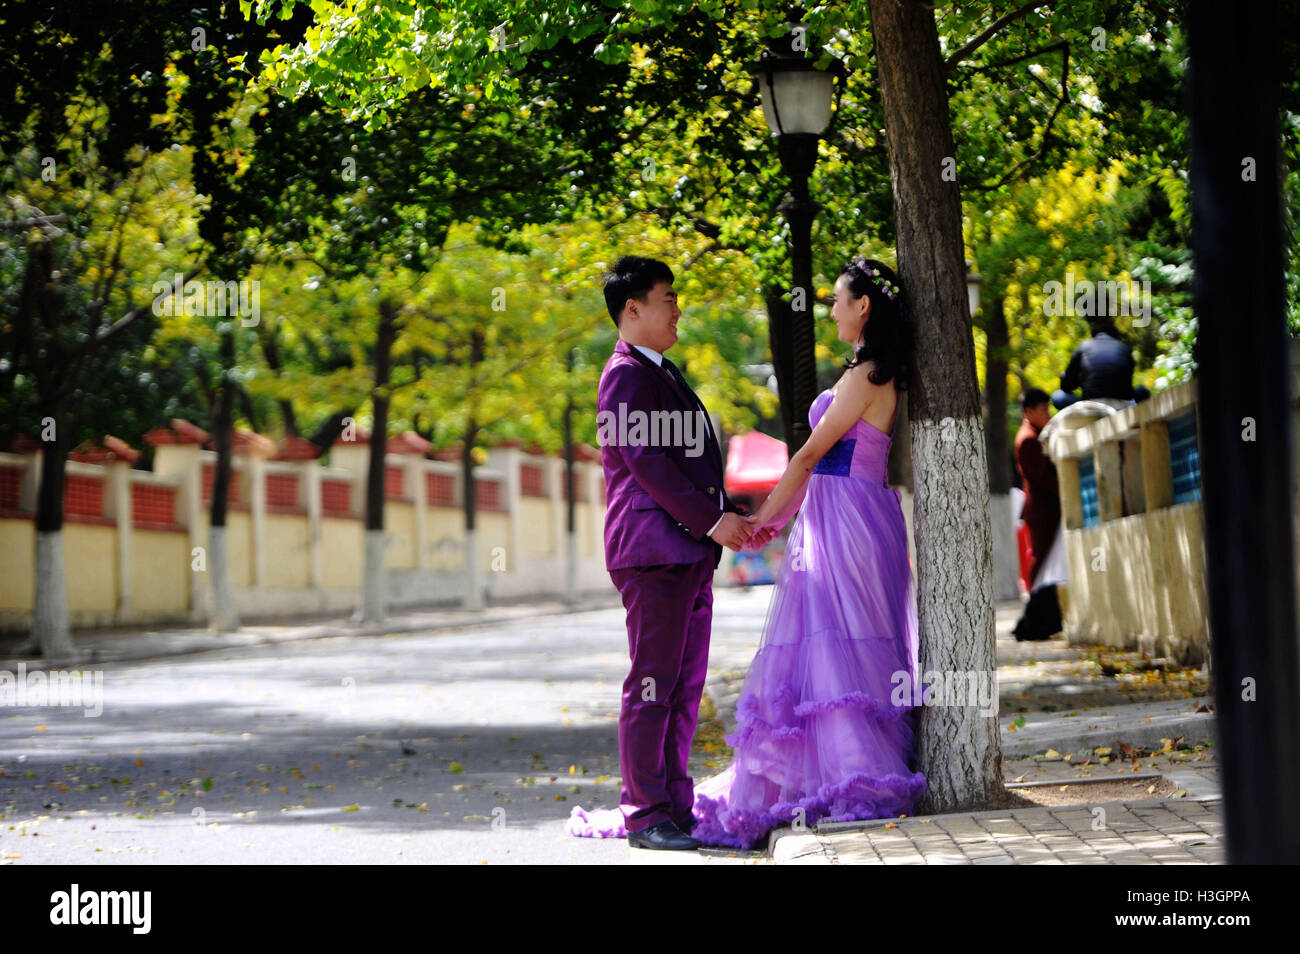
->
xmin=568 ymin=388 xmax=926 ymax=849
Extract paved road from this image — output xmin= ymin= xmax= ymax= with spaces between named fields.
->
xmin=1 ymin=587 xmax=773 ymax=864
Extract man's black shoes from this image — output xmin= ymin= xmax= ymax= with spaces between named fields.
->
xmin=628 ymin=820 xmax=701 ymax=851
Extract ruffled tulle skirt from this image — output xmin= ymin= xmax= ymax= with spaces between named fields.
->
xmin=568 ymin=472 xmax=926 ymax=849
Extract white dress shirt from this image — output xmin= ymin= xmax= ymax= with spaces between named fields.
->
xmin=632 ymin=344 xmax=726 ymax=538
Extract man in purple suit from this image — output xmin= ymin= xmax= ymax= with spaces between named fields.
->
xmin=597 ymin=255 xmax=755 ymax=850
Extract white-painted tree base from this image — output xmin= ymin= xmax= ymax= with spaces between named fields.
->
xmin=910 ymin=415 xmax=1003 ymax=812
xmin=361 ymin=529 xmax=387 ymax=623
xmin=208 ymin=526 xmax=241 ymax=632
xmin=564 ymin=531 xmax=578 ymax=606
xmin=464 ymin=529 xmax=483 ymax=611
xmin=27 ymin=530 xmax=75 ymax=659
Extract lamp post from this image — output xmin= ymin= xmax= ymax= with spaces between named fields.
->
xmin=753 ymin=25 xmax=846 ymax=451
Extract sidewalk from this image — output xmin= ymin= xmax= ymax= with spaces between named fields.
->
xmin=770 ymin=798 xmax=1223 ymax=864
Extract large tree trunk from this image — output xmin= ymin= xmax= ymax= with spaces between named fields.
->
xmin=16 ymin=239 xmax=74 ymax=659
xmin=984 ymin=295 xmax=1019 ymax=601
xmin=208 ymin=329 xmax=240 ymax=632
xmin=869 ymin=0 xmax=1001 ymax=813
xmin=361 ymin=300 xmax=398 ymax=623
xmin=29 ymin=398 xmax=75 ymax=659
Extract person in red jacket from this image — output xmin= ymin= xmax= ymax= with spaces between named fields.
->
xmin=1012 ymin=388 xmax=1063 ymax=641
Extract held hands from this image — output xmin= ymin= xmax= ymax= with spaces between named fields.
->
xmin=709 ymin=512 xmax=781 ymax=551
xmin=744 ymin=521 xmax=780 ymax=550
xmin=709 ymin=512 xmax=754 ymax=551
xmin=741 ymin=505 xmax=781 ymax=550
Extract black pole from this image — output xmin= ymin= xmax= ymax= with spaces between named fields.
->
xmin=778 ymin=131 xmax=821 ymax=453
xmin=1188 ymin=0 xmax=1300 ymax=862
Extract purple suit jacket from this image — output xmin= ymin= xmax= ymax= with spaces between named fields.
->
xmin=599 ymin=339 xmax=741 ymax=570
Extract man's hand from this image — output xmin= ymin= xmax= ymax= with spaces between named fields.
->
xmin=710 ymin=512 xmax=755 ymax=551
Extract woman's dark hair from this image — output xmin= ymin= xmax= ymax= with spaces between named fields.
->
xmin=603 ymin=255 xmax=675 ymax=326
xmin=839 ymin=257 xmax=912 ymax=390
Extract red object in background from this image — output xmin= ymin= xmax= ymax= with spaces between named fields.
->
xmin=476 ymin=478 xmax=504 ymax=511
xmin=384 ymin=465 xmax=405 ymax=500
xmin=425 ymin=472 xmax=454 ymax=507
xmin=0 ymin=465 xmax=20 ymax=510
xmin=65 ymin=474 xmax=104 ymax=518
xmin=724 ymin=430 xmax=788 ymax=496
xmin=131 ymin=483 xmax=178 ymax=528
xmin=265 ymin=472 xmax=300 ymax=512
xmin=520 ymin=464 xmax=545 ymax=497
xmin=1017 ymin=521 xmax=1032 ymax=593
xmin=322 ymin=478 xmax=353 ymax=516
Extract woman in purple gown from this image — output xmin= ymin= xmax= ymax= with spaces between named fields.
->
xmin=569 ymin=257 xmax=925 ymax=849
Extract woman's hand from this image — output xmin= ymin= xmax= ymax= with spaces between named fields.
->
xmin=741 ymin=507 xmax=782 ymax=549
xmin=743 ymin=524 xmax=780 ymax=549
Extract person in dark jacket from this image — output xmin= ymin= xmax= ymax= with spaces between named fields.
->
xmin=1012 ymin=388 xmax=1063 ymax=641
xmin=1052 ymin=319 xmax=1150 ymax=409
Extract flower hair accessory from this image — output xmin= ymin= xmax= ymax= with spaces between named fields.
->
xmin=852 ymin=256 xmax=901 ymax=302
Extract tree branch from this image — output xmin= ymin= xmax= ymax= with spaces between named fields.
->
xmin=966 ymin=41 xmax=1071 ymax=192
xmin=68 ymin=263 xmax=207 ymax=363
xmin=944 ymin=1 xmax=1058 ymax=74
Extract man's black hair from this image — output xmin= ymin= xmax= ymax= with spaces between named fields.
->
xmin=1021 ymin=387 xmax=1051 ymax=411
xmin=603 ymin=255 xmax=674 ymax=326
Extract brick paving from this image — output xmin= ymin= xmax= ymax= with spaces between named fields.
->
xmin=783 ymin=798 xmax=1224 ymax=865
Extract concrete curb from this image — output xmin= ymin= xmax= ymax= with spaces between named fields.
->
xmin=999 ymin=698 xmax=1217 ymax=759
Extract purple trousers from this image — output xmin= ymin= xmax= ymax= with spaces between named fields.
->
xmin=608 ymin=559 xmax=714 ymax=833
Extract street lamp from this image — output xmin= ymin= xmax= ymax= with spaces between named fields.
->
xmin=753 ymin=28 xmax=847 ymax=451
